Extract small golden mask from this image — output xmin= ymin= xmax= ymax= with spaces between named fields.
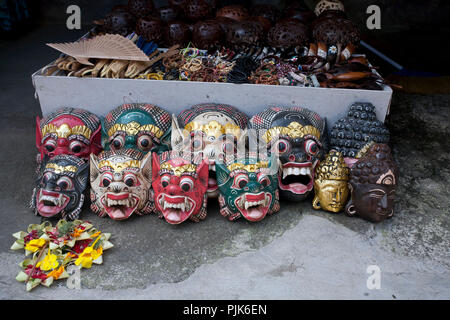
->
xmin=313 ymin=151 xmax=349 ymax=213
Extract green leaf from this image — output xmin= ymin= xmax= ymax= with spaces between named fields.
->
xmin=49 ymin=242 xmax=59 ymax=250
xmin=12 ymin=231 xmax=26 ymax=240
xmin=20 ymin=259 xmax=33 ymax=268
xmin=66 ymin=239 xmax=76 ymax=248
xmin=102 ymin=241 xmax=114 ymax=250
xmin=10 ymin=241 xmax=24 ymax=250
xmin=26 ymin=278 xmax=41 ymax=291
xmin=93 ymin=239 xmax=103 ymax=250
xmin=15 ymin=271 xmax=28 ymax=282
xmin=57 ymin=220 xmax=75 ymax=237
xmin=42 ymin=277 xmax=54 ymax=287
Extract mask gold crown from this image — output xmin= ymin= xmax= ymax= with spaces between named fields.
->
xmin=184 ymin=120 xmax=241 ymax=139
xmin=107 ymin=122 xmax=164 ymax=138
xmin=263 ymin=122 xmax=321 ymax=142
xmin=315 ymin=151 xmax=349 ymax=181
xmin=41 ymin=123 xmax=92 ymax=140
xmin=98 ymin=159 xmax=141 ymax=172
xmin=160 ymin=162 xmax=197 ymax=176
xmin=45 ymin=163 xmax=78 ymax=174
xmin=227 ymin=161 xmax=269 ymax=172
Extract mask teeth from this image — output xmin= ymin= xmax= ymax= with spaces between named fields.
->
xmin=185 ymin=197 xmax=191 ymax=211
xmin=162 ymin=196 xmax=191 ymax=212
xmin=237 ymin=196 xmax=245 ymax=208
xmin=39 ymin=192 xmax=59 ymax=206
xmin=244 ymin=199 xmax=265 ymax=210
xmin=282 ymin=166 xmax=312 ymax=179
xmin=265 ymin=194 xmax=270 ymax=207
xmin=158 ymin=195 xmax=165 ymax=207
xmin=58 ymin=194 xmax=64 ymax=206
xmin=106 ymin=197 xmax=134 ymax=208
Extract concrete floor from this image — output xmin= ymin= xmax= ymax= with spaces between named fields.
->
xmin=0 ymin=24 xmax=449 ymax=300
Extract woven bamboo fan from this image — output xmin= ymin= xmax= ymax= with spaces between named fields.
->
xmin=47 ymin=34 xmax=150 ymax=66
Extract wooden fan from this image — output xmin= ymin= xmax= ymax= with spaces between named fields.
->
xmin=47 ymin=34 xmax=150 ymax=66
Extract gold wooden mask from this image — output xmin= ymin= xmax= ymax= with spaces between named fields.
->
xmin=313 ymin=151 xmax=350 ymax=213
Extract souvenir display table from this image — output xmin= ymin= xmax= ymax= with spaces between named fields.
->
xmin=16 ymin=0 xmax=401 ymax=291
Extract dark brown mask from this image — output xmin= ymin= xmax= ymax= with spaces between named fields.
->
xmin=345 ymin=143 xmax=398 ymax=223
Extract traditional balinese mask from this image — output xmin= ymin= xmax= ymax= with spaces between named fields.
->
xmin=171 ymin=103 xmax=249 ymax=198
xmin=152 ymin=151 xmax=209 ymax=224
xmin=216 ymin=156 xmax=280 ymax=222
xmin=90 ymin=149 xmax=153 ymax=220
xmin=31 ymin=155 xmax=89 ymax=220
xmin=249 ymin=107 xmax=328 ymax=202
xmin=312 ymin=150 xmax=349 ymax=213
xmin=345 ymin=143 xmax=398 ymax=222
xmin=102 ymin=103 xmax=172 ymax=155
xmin=36 ymin=107 xmax=102 ymax=162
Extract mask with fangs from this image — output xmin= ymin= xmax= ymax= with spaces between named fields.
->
xmin=216 ymin=154 xmax=280 ymax=222
xmin=171 ymin=103 xmax=249 ymax=198
xmin=102 ymin=103 xmax=172 ymax=155
xmin=36 ymin=107 xmax=102 ymax=163
xmin=31 ymin=155 xmax=89 ymax=220
xmin=249 ymin=106 xmax=329 ymax=201
xmin=89 ymin=149 xmax=154 ymax=220
xmin=152 ymin=151 xmax=209 ymax=224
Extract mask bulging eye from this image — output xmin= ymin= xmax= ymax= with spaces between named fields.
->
xmin=191 ymin=135 xmax=204 ymax=152
xmin=44 ymin=140 xmax=56 ymax=152
xmin=42 ymin=172 xmax=53 ymax=184
xmin=111 ymin=136 xmax=125 ymax=150
xmin=101 ymin=173 xmax=113 ymax=187
xmin=305 ymin=139 xmax=319 ymax=155
xmin=124 ymin=173 xmax=137 ymax=187
xmin=233 ymin=173 xmax=249 ymax=189
xmin=137 ymin=135 xmax=153 ymax=151
xmin=70 ymin=141 xmax=84 ymax=154
xmin=161 ymin=175 xmax=170 ymax=188
xmin=56 ymin=176 xmax=73 ymax=190
xmin=273 ymin=139 xmax=290 ymax=155
xmin=257 ymin=173 xmax=270 ymax=187
xmin=180 ymin=177 xmax=194 ymax=192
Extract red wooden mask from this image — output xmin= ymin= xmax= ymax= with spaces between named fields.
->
xmin=152 ymin=151 xmax=209 ymax=224
xmin=36 ymin=108 xmax=102 ymax=162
